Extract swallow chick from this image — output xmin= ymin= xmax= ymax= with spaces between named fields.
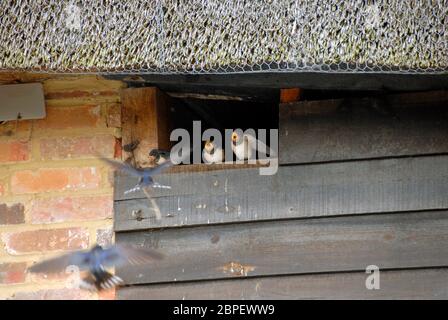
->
xmin=202 ymin=140 xmax=224 ymax=164
xmin=28 ymin=244 xmax=164 ymax=292
xmin=231 ymin=131 xmax=276 ymax=161
xmin=231 ymin=131 xmax=255 ymax=161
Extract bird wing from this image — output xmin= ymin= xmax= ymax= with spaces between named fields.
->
xmin=28 ymin=251 xmax=91 ymax=274
xmin=99 ymin=244 xmax=164 ymax=268
xmin=144 ymin=159 xmax=174 ymax=176
xmin=99 ymin=157 xmax=142 ymax=178
xmin=244 ymin=134 xmax=277 ymax=156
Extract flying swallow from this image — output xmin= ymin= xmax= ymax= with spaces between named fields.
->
xmin=28 ymin=244 xmax=164 ymax=291
xmin=100 ymin=157 xmax=174 ymax=220
xmin=100 ymin=157 xmax=173 ymax=192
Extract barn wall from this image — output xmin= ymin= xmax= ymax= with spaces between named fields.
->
xmin=115 ymin=91 xmax=448 ymax=299
xmin=0 ymin=74 xmax=125 ymax=300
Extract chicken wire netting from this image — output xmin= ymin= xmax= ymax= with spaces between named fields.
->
xmin=0 ymin=0 xmax=447 ymax=74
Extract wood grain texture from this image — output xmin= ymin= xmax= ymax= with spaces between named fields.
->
xmin=107 ymin=73 xmax=448 ymax=91
xmin=116 ymin=210 xmax=448 ymax=285
xmin=114 ymin=155 xmax=448 ymax=231
xmin=142 ymin=84 xmax=280 ymax=103
xmin=121 ymin=87 xmax=172 ymax=167
xmin=280 ymin=91 xmax=448 ymax=164
xmin=118 ymin=268 xmax=448 ymax=300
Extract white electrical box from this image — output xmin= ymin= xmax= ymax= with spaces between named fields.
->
xmin=0 ymin=83 xmax=46 ymax=121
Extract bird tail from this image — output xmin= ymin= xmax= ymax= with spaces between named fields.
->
xmin=152 ymin=182 xmax=171 ymax=189
xmin=79 ymin=270 xmax=123 ymax=291
xmin=123 ymin=184 xmax=141 ymax=194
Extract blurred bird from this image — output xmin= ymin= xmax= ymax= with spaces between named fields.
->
xmin=99 ymin=157 xmax=174 ymax=220
xmin=231 ymin=131 xmax=275 ymax=161
xmin=202 ymin=140 xmax=224 ymax=164
xmin=100 ymin=157 xmax=173 ymax=193
xmin=149 ymin=149 xmax=171 ymax=165
xmin=28 ymin=244 xmax=164 ymax=291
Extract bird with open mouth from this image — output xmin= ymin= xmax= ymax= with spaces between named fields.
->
xmin=231 ymin=131 xmax=276 ymax=162
xmin=203 ymin=139 xmax=224 ymax=164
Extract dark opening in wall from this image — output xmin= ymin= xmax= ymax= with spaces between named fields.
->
xmin=166 ymin=88 xmax=279 ymax=164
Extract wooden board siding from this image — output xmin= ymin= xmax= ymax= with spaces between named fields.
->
xmin=115 ymin=91 xmax=448 ymax=299
xmin=118 ymin=268 xmax=448 ymax=300
xmin=279 ymin=91 xmax=448 ymax=165
xmin=114 ymin=155 xmax=448 ymax=231
xmin=114 ymin=155 xmax=448 ymax=201
xmin=116 ymin=210 xmax=448 ymax=285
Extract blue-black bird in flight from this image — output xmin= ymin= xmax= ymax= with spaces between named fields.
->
xmin=28 ymin=244 xmax=163 ymax=291
xmin=100 ymin=157 xmax=175 ymax=220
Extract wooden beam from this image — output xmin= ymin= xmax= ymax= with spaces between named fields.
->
xmin=124 ymin=84 xmax=279 ymax=103
xmin=121 ymin=87 xmax=172 ymax=167
xmin=167 ymin=92 xmax=245 ymax=101
xmin=106 ymin=72 xmax=448 ymax=91
xmin=114 ymin=155 xmax=448 ymax=231
xmin=116 ymin=210 xmax=448 ymax=285
xmin=280 ymin=90 xmax=448 ymax=165
xmin=118 ymin=268 xmax=448 ymax=300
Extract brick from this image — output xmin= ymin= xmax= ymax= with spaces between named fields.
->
xmin=43 ymin=76 xmax=124 ymax=92
xmin=12 ymin=288 xmax=94 ymax=300
xmin=40 ymin=135 xmax=115 ymax=160
xmin=0 ymin=121 xmax=31 ymax=138
xmin=45 ymin=90 xmax=118 ymax=100
xmin=31 ymin=195 xmax=113 ymax=224
xmin=29 ymin=265 xmax=72 ymax=282
xmin=96 ymin=227 xmax=113 ymax=247
xmin=0 ymin=141 xmax=29 ymax=163
xmin=11 ymin=167 xmax=101 ymax=194
xmin=2 ymin=228 xmax=89 ymax=255
xmin=114 ymin=137 xmax=122 ymax=159
xmin=36 ymin=105 xmax=101 ymax=130
xmin=98 ymin=288 xmax=116 ymax=300
xmin=0 ymin=262 xmax=27 ymax=284
xmin=106 ymin=104 xmax=121 ymax=128
xmin=0 ymin=203 xmax=25 ymax=225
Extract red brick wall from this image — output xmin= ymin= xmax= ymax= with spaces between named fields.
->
xmin=0 ymin=74 xmax=125 ymax=299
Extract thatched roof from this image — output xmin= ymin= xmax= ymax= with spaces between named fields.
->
xmin=1 ymin=0 xmax=447 ymax=74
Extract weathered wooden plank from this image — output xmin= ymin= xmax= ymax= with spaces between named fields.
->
xmin=280 ymin=91 xmax=448 ymax=164
xmin=116 ymin=210 xmax=448 ymax=285
xmin=121 ymin=87 xmax=172 ymax=167
xmin=154 ymin=84 xmax=279 ymax=103
xmin=118 ymin=268 xmax=448 ymax=300
xmin=106 ymin=73 xmax=448 ymax=91
xmin=114 ymin=155 xmax=448 ymax=231
xmin=115 ymin=155 xmax=448 ymax=200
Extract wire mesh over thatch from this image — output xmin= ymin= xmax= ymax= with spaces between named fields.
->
xmin=0 ymin=0 xmax=447 ymax=74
